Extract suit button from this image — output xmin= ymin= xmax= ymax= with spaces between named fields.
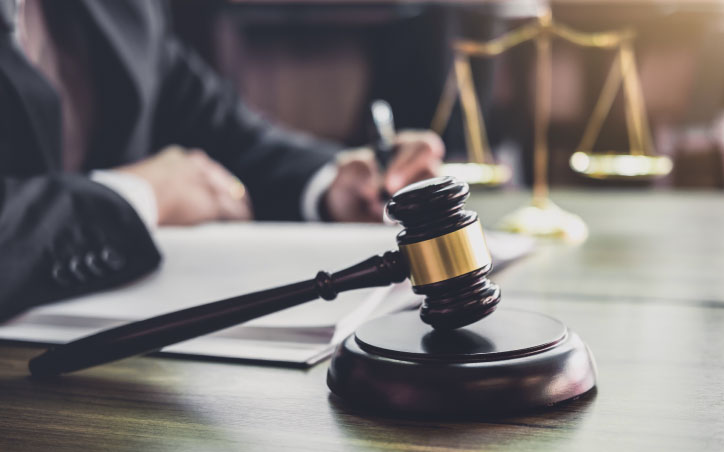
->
xmin=101 ymin=246 xmax=125 ymax=271
xmin=68 ymin=256 xmax=88 ymax=283
xmin=85 ymin=252 xmax=105 ymax=277
xmin=52 ymin=263 xmax=72 ymax=287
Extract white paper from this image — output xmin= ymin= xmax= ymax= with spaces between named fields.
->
xmin=0 ymin=223 xmax=534 ymax=366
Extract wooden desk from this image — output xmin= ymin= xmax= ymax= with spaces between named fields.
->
xmin=2 ymin=190 xmax=724 ymax=451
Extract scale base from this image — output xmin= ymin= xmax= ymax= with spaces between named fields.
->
xmin=496 ymin=198 xmax=588 ymax=243
xmin=327 ymin=308 xmax=596 ymax=416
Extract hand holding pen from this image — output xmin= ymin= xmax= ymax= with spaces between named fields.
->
xmin=319 ymin=100 xmax=446 ymax=222
xmin=370 ymin=99 xmax=446 ymax=200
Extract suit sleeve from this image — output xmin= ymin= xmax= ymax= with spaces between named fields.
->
xmin=0 ymin=174 xmax=161 ymax=321
xmin=151 ymin=36 xmax=340 ymax=221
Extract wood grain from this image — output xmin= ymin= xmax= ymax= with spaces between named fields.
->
xmin=2 ymin=190 xmax=724 ymax=451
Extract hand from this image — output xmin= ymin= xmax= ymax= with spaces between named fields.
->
xmin=117 ymin=146 xmax=253 ymax=225
xmin=384 ymin=130 xmax=445 ymax=194
xmin=323 ymin=130 xmax=445 ymax=222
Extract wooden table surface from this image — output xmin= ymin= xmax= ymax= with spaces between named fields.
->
xmin=2 ymin=190 xmax=724 ymax=452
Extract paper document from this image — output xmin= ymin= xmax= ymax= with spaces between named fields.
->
xmin=0 ymin=223 xmax=534 ymax=367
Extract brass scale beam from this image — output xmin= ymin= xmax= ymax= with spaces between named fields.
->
xmin=431 ymin=10 xmax=652 ymax=198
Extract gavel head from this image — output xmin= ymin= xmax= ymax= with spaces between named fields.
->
xmin=386 ymin=176 xmax=501 ymax=330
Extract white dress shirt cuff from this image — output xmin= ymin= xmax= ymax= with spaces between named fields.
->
xmin=91 ymin=170 xmax=159 ymax=229
xmin=300 ymin=163 xmax=338 ymax=221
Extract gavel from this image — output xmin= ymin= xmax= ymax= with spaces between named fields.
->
xmin=29 ymin=176 xmax=500 ymax=377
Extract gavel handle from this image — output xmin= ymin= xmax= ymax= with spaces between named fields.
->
xmin=29 ymin=251 xmax=407 ymax=377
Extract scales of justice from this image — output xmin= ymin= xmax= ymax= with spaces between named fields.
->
xmin=434 ymin=8 xmax=673 ymax=242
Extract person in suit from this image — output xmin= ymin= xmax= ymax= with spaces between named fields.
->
xmin=0 ymin=0 xmax=444 ymax=320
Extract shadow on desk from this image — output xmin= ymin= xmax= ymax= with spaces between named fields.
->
xmin=327 ymin=389 xmax=598 ymax=449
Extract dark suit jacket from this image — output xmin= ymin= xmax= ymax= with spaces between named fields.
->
xmin=0 ymin=0 xmax=338 ymax=320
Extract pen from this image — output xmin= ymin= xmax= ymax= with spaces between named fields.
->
xmin=370 ymin=99 xmax=396 ymax=199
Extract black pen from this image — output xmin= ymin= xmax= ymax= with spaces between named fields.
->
xmin=370 ymin=99 xmax=396 ymax=199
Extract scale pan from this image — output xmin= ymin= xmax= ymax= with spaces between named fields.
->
xmin=570 ymin=151 xmax=673 ymax=180
xmin=441 ymin=163 xmax=511 ymax=187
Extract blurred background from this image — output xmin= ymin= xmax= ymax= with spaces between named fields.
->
xmin=170 ymin=0 xmax=724 ymax=189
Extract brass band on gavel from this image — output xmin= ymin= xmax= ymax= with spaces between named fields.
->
xmin=400 ymin=220 xmax=491 ymax=286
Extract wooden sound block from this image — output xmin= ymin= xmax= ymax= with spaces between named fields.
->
xmin=327 ymin=308 xmax=597 ymax=416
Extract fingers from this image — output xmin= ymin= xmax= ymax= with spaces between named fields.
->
xmin=354 ymin=153 xmax=385 ymax=221
xmin=118 ymin=145 xmax=254 ymax=225
xmin=337 ymin=149 xmax=382 ymax=196
xmin=385 ymin=143 xmax=440 ymax=193
xmin=325 ymin=149 xmax=385 ymax=222
xmin=384 ymin=130 xmax=445 ymax=194
xmin=325 ymin=134 xmax=445 ymax=223
xmin=339 ymin=151 xmax=384 ymax=221
xmin=175 ymin=148 xmax=254 ymax=222
xmin=192 ymin=151 xmax=254 ymax=221
xmin=216 ymin=191 xmax=253 ymax=221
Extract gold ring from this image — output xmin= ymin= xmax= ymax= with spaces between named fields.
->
xmin=229 ymin=178 xmax=246 ymax=201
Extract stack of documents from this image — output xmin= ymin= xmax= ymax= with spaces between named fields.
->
xmin=0 ymin=223 xmax=534 ymax=367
